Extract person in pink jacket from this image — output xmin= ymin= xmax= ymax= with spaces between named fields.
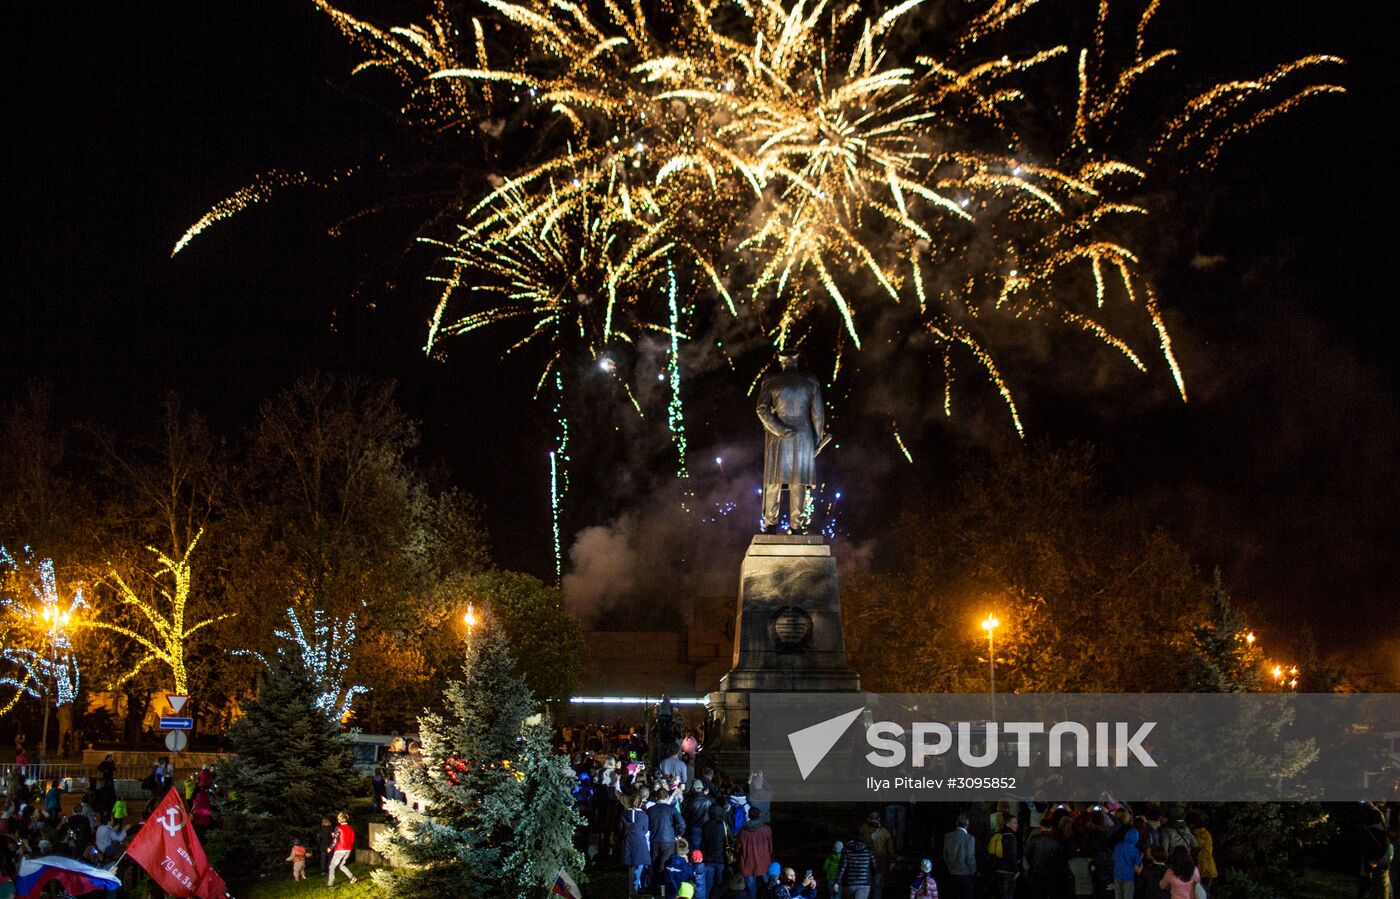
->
xmin=1160 ymin=846 xmax=1202 ymax=899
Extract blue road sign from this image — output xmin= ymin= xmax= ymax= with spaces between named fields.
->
xmin=159 ymin=717 xmax=194 ymax=731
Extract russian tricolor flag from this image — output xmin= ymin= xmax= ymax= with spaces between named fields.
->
xmin=14 ymin=856 xmax=121 ymax=898
xmin=551 ymin=868 xmax=582 ymax=899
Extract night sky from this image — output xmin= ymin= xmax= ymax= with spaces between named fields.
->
xmin=3 ymin=2 xmax=1396 ymax=669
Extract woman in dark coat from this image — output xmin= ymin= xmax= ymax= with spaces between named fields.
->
xmin=622 ymin=791 xmax=653 ymax=896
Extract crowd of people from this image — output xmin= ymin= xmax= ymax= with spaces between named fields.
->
xmin=5 ymin=724 xmax=1397 ymax=899
xmin=3 ymin=735 xmax=367 ymax=891
xmin=564 ymin=725 xmax=1398 ymax=899
xmin=0 ymin=736 xmax=217 ymax=886
xmin=569 ymin=740 xmax=786 ymax=898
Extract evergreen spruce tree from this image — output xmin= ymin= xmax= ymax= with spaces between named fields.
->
xmin=217 ymin=652 xmax=359 ymax=874
xmin=374 ymin=622 xmax=583 ymax=898
xmin=1294 ymin=624 xmax=1344 ymax=693
xmin=1172 ymin=572 xmax=1318 ymax=801
xmin=1184 ymin=568 xmax=1264 ymax=692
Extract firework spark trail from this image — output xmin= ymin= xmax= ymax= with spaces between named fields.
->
xmin=549 ymin=449 xmax=561 ymax=582
xmin=172 ymin=171 xmax=310 ymax=257
xmin=178 ymin=0 xmax=1344 ymax=441
xmin=665 ymin=261 xmax=687 ymax=480
xmin=893 ymin=425 xmax=914 ymax=463
xmin=423 ymin=165 xmax=684 ymax=370
xmin=550 ymin=366 xmax=572 ymax=585
xmin=1152 ymin=55 xmax=1347 ymax=165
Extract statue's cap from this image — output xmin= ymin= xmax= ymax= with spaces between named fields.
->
xmin=777 ymin=352 xmax=799 ymax=363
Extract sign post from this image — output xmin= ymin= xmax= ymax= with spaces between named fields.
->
xmin=161 ymin=695 xmax=192 ymax=776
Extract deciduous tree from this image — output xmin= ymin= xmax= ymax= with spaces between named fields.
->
xmin=845 ymin=445 xmax=1203 ymax=693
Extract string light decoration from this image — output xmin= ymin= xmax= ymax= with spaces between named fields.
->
xmin=175 ymin=0 xmax=1343 ymax=439
xmin=0 ymin=550 xmax=86 ymax=716
xmin=84 ymin=531 xmax=232 ymax=694
xmin=270 ymin=607 xmax=368 ymax=722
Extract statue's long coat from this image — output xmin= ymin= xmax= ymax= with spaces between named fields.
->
xmin=756 ymin=368 xmax=825 ymax=487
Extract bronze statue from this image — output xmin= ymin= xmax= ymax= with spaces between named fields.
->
xmin=756 ymin=353 xmax=827 ymax=534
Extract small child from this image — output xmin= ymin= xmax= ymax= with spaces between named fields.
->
xmin=1142 ymin=845 xmax=1170 ymax=899
xmin=823 ymin=841 xmax=843 ymax=884
xmin=690 ymin=849 xmax=708 ymax=899
xmin=286 ymin=841 xmax=308 ymax=880
xmin=662 ymin=838 xmax=694 ymax=897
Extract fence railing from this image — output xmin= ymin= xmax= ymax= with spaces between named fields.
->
xmin=1 ymin=762 xmax=209 ymax=787
xmin=0 ymin=762 xmax=86 ymax=784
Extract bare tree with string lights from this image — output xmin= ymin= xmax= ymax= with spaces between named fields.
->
xmin=0 ymin=550 xmax=85 ymax=755
xmin=235 ymin=606 xmax=370 ymax=723
xmin=82 ymin=529 xmax=233 ymax=696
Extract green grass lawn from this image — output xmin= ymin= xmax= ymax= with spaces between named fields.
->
xmin=224 ymin=795 xmax=390 ymax=898
xmin=583 ymin=866 xmax=629 ymax=898
xmin=232 ymin=867 xmax=388 ymax=899
xmin=1293 ymin=867 xmax=1359 ymax=899
xmin=231 ymin=864 xmax=629 ymax=899
xmin=181 ymin=862 xmax=1364 ymax=899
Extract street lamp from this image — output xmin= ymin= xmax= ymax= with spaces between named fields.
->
xmin=1270 ymin=663 xmax=1300 ymax=691
xmin=463 ymin=603 xmax=479 ymax=645
xmin=981 ymin=613 xmax=1000 ymax=720
xmin=39 ymin=604 xmax=72 ymax=759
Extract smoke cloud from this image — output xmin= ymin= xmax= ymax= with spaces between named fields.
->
xmin=561 ymin=417 xmax=890 ymax=625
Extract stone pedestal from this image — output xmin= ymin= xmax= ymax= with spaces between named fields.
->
xmin=705 ymin=535 xmax=860 ymax=752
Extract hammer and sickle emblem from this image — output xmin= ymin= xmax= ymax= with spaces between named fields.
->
xmin=159 ymin=806 xmax=184 ymax=836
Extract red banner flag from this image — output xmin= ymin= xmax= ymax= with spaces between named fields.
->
xmin=126 ymin=787 xmax=228 ymax=899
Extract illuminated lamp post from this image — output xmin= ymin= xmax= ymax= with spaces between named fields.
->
xmin=39 ymin=603 xmax=72 ymax=759
xmin=981 ymin=613 xmax=1000 ymax=720
xmin=463 ymin=603 xmax=479 ymax=646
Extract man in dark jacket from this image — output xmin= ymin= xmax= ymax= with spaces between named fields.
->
xmin=649 ymin=792 xmax=686 ymax=881
xmin=684 ymin=780 xmax=715 ymax=850
xmin=1024 ymin=819 xmax=1065 ymax=899
xmin=701 ymin=805 xmax=729 ymax=894
xmin=836 ymin=835 xmax=877 ymax=899
xmin=942 ymin=814 xmax=977 ymax=899
xmin=992 ymin=817 xmax=1021 ymax=899
xmin=95 ymin=754 xmax=116 ymax=818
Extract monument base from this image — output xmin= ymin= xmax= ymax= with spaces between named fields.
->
xmin=704 ymin=535 xmax=860 ymax=753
